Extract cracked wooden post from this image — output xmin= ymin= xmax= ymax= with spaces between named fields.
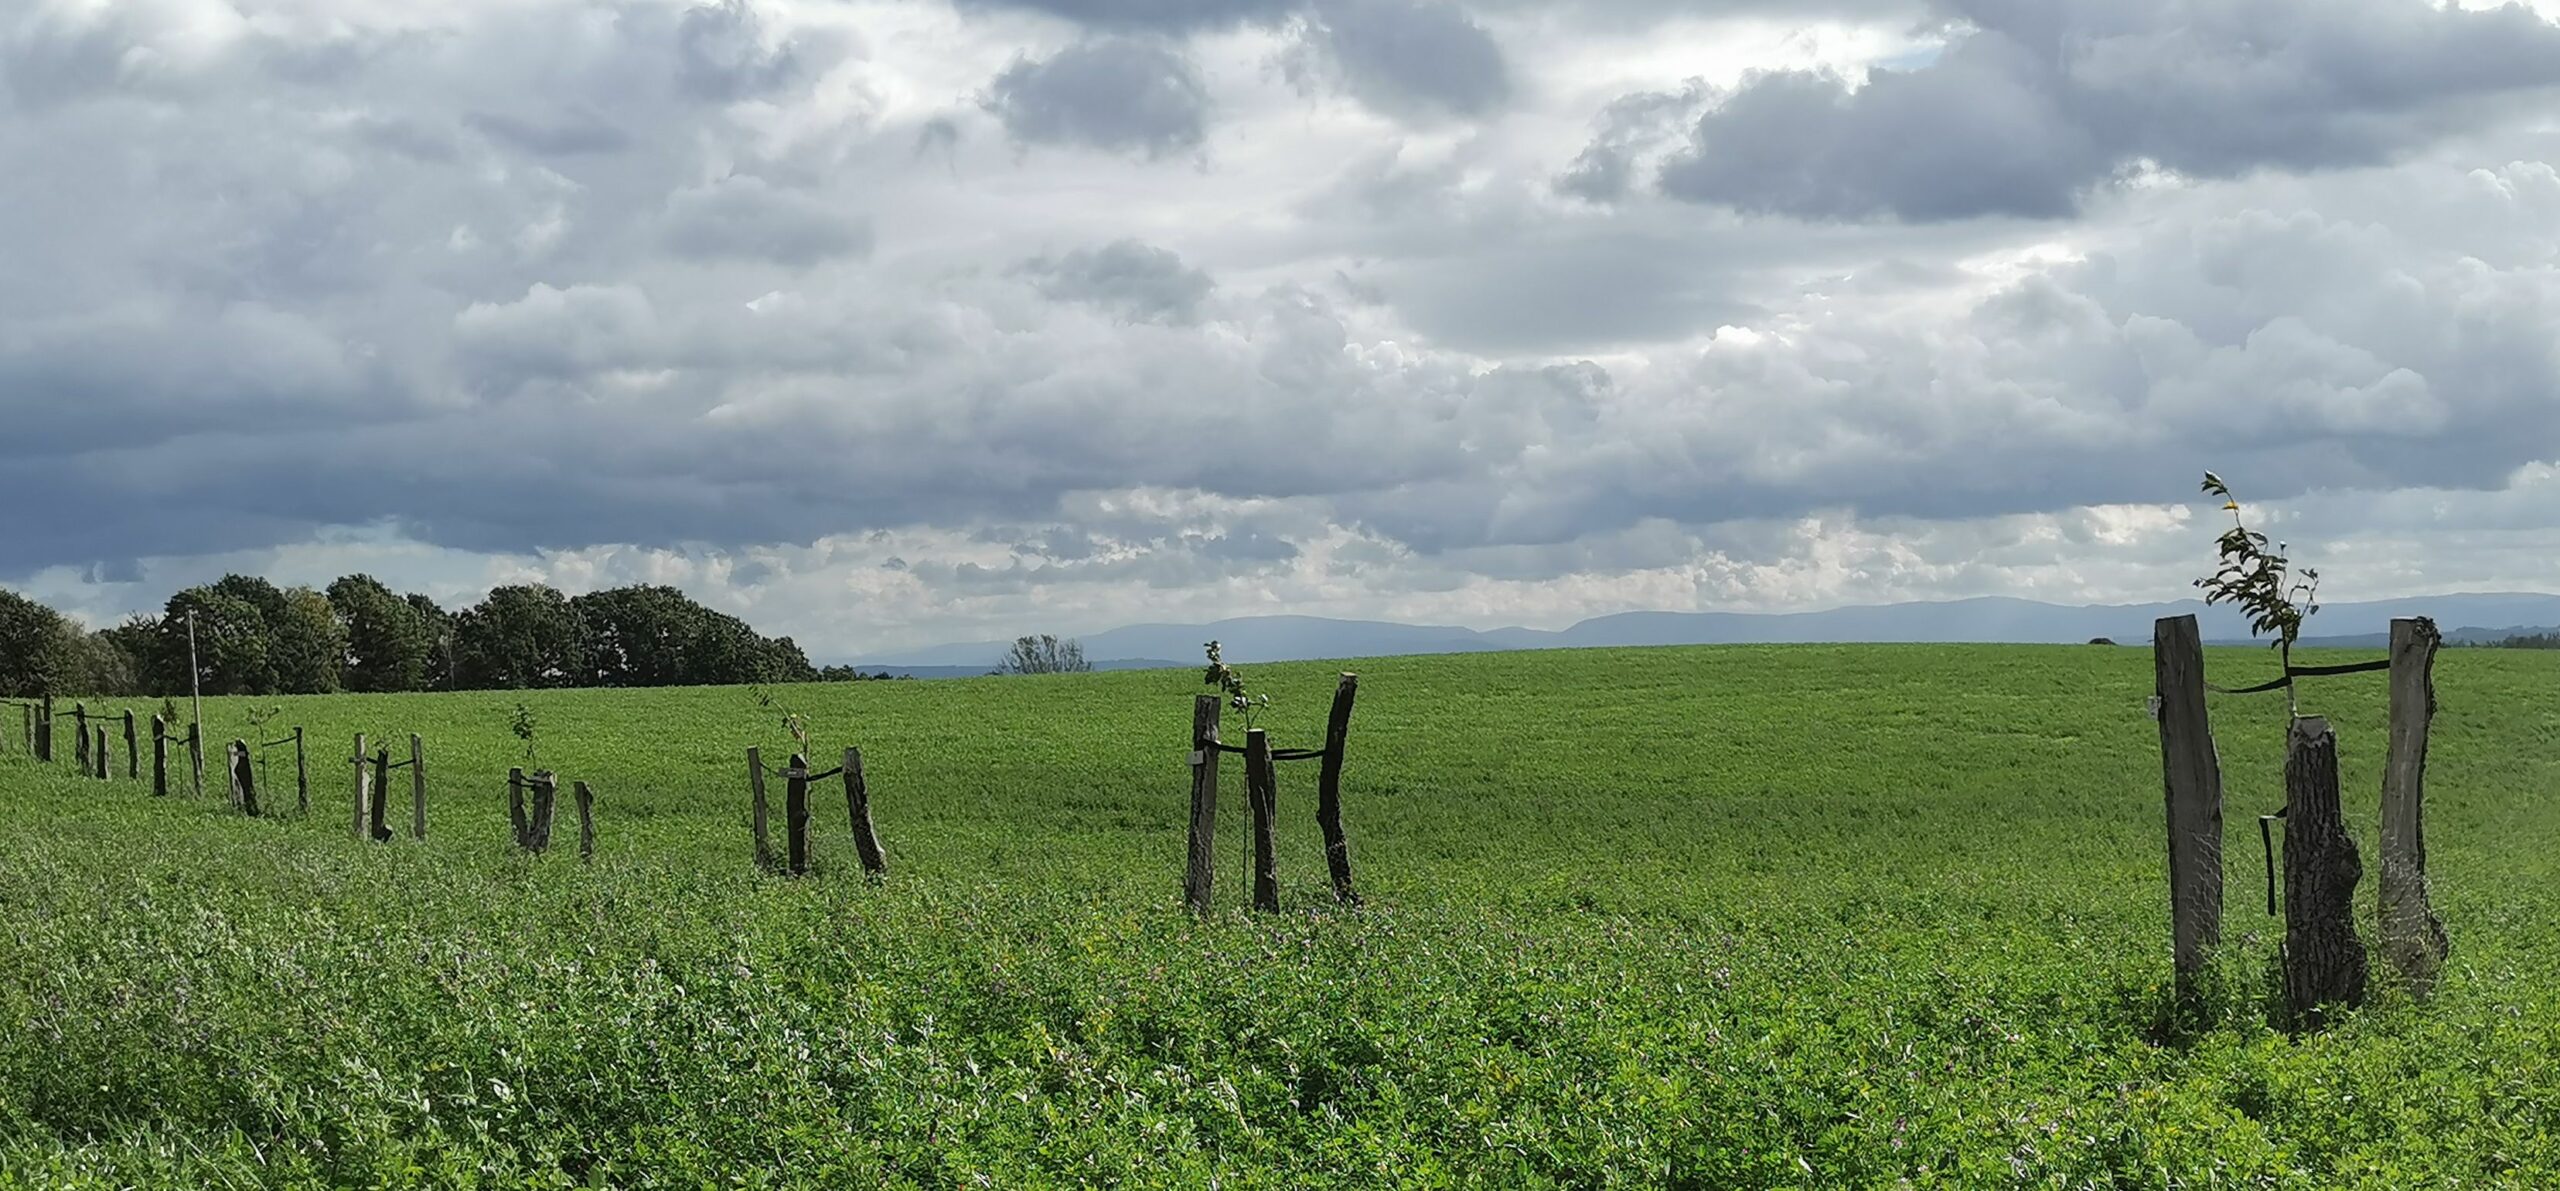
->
xmin=575 ymin=780 xmax=596 ymax=862
xmin=2154 ymin=614 xmax=2224 ymax=998
xmin=410 ymin=733 xmax=427 ymax=840
xmin=122 ymin=711 xmax=137 ymax=780
xmin=2283 ymin=715 xmax=2367 ymax=1032
xmin=352 ymin=733 xmax=371 ymax=841
xmin=294 ymin=727 xmax=308 ymax=814
xmin=34 ymin=695 xmax=51 ymax=763
xmin=228 ymin=739 xmax=259 ymax=816
xmin=1185 ymin=695 xmax=1222 ymax=913
xmin=74 ymin=704 xmax=89 ymax=771
xmin=843 ymin=747 xmax=886 ymax=876
xmin=2380 ymin=617 xmax=2450 ymax=996
xmin=508 ymin=767 xmax=529 ymax=849
xmin=747 ymin=747 xmax=773 ymax=871
xmin=1246 ymin=728 xmax=1279 ymax=913
xmin=188 ymin=723 xmax=202 ymax=798
xmin=369 ymin=747 xmax=392 ymax=842
xmin=527 ymin=772 xmax=557 ymax=853
xmin=151 ymin=716 xmax=168 ymax=797
xmin=785 ymin=752 xmax=812 ymax=876
xmin=1315 ymin=673 xmax=1361 ymax=906
xmin=94 ymin=726 xmax=109 ymax=780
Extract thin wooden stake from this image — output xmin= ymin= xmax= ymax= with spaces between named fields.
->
xmin=410 ymin=733 xmax=427 ymax=840
xmin=2153 ymin=614 xmax=2224 ymax=997
xmin=2380 ymin=617 xmax=2450 ymax=996
xmin=228 ymin=739 xmax=259 ymax=816
xmin=1186 ymin=695 xmax=1222 ymax=913
xmin=1315 ymin=673 xmax=1361 ymax=906
xmin=2284 ymin=715 xmax=2368 ymax=1032
xmin=748 ymin=747 xmax=773 ymax=872
xmin=294 ymin=727 xmax=308 ymax=814
xmin=786 ymin=752 xmax=812 ymax=876
xmin=122 ymin=711 xmax=137 ymax=780
xmin=151 ymin=716 xmax=168 ymax=797
xmin=34 ymin=695 xmax=51 ymax=763
xmin=844 ymin=747 xmax=886 ymax=876
xmin=576 ymin=780 xmax=596 ymax=862
xmin=1246 ymin=728 xmax=1279 ymax=913
xmin=352 ymin=733 xmax=370 ymax=841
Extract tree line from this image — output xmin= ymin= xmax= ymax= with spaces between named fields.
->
xmin=0 ymin=577 xmax=897 ymax=699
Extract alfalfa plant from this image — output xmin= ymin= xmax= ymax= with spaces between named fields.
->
xmin=2195 ymin=471 xmax=2320 ymax=716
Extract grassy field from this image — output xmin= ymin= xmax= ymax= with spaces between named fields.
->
xmin=2 ymin=643 xmax=2558 ymax=1187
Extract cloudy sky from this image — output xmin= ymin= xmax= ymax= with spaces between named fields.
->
xmin=6 ymin=0 xmax=2560 ymax=657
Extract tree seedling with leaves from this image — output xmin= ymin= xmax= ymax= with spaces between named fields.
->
xmin=1202 ymin=640 xmax=1270 ymax=731
xmin=508 ymin=702 xmax=543 ymax=775
xmin=750 ymin=684 xmax=814 ymax=760
xmin=2196 ymin=471 xmax=2322 ymax=717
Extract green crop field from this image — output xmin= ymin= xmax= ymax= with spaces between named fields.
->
xmin=3 ymin=644 xmax=2558 ymax=1187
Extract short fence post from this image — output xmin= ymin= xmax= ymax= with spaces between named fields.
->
xmin=2283 ymin=716 xmax=2368 ymax=1031
xmin=1246 ymin=728 xmax=1279 ymax=913
xmin=34 ymin=695 xmax=52 ymax=763
xmin=508 ymin=767 xmax=528 ymax=849
xmin=151 ymin=716 xmax=169 ymax=797
xmin=294 ymin=727 xmax=308 ymax=814
xmin=1315 ymin=673 xmax=1361 ymax=906
xmin=352 ymin=733 xmax=370 ymax=841
xmin=528 ymin=772 xmax=558 ymax=853
xmin=188 ymin=723 xmax=202 ymax=798
xmin=229 ymin=739 xmax=259 ymax=816
xmin=1186 ymin=695 xmax=1222 ymax=913
xmin=370 ymin=748 xmax=391 ymax=841
xmin=2153 ymin=614 xmax=2224 ymax=998
xmin=94 ymin=726 xmax=109 ymax=780
xmin=575 ymin=781 xmax=596 ymax=862
xmin=785 ymin=752 xmax=812 ymax=876
xmin=122 ymin=711 xmax=137 ymax=779
xmin=2380 ymin=617 xmax=2450 ymax=995
xmin=410 ymin=734 xmax=427 ymax=840
xmin=844 ymin=747 xmax=886 ymax=876
xmin=75 ymin=704 xmax=90 ymax=771
xmin=748 ymin=748 xmax=773 ymax=871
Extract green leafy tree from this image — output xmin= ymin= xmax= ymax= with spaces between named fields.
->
xmin=155 ymin=588 xmax=274 ymax=695
xmin=0 ymin=588 xmax=71 ymax=697
xmin=271 ymin=587 xmax=346 ymax=694
xmin=2196 ymin=472 xmax=2321 ymax=716
xmin=407 ymin=593 xmax=458 ymax=691
xmin=455 ymin=584 xmax=588 ymax=690
xmin=330 ymin=575 xmax=431 ymax=692
xmin=56 ymin=622 xmax=143 ymax=696
xmin=997 ymin=634 xmax=1092 ymax=675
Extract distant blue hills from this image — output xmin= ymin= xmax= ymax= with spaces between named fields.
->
xmin=850 ymin=593 xmax=2560 ymax=675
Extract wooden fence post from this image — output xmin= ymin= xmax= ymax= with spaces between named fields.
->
xmin=410 ymin=734 xmax=427 ymax=840
xmin=1185 ymin=695 xmax=1222 ymax=913
xmin=1316 ymin=673 xmax=1361 ymax=906
xmin=294 ymin=727 xmax=308 ymax=814
xmin=512 ymin=768 xmax=532 ymax=850
xmin=352 ymin=733 xmax=370 ymax=841
xmin=369 ymin=748 xmax=391 ymax=841
xmin=94 ymin=726 xmax=109 ymax=780
xmin=2153 ymin=614 xmax=2224 ymax=997
xmin=75 ymin=704 xmax=90 ymax=771
xmin=747 ymin=748 xmax=773 ymax=871
xmin=151 ymin=716 xmax=169 ymax=797
xmin=1246 ymin=729 xmax=1279 ymax=913
xmin=844 ymin=747 xmax=886 ymax=876
xmin=34 ymin=695 xmax=51 ymax=763
xmin=786 ymin=752 xmax=812 ymax=876
xmin=2380 ymin=617 xmax=2450 ymax=995
xmin=122 ymin=711 xmax=137 ymax=779
xmin=229 ymin=739 xmax=259 ymax=816
xmin=2283 ymin=716 xmax=2368 ymax=1031
xmin=576 ymin=781 xmax=596 ymax=862
xmin=528 ymin=772 xmax=557 ymax=853
xmin=188 ymin=723 xmax=202 ymax=798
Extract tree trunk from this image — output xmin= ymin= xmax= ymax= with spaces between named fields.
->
xmin=2380 ymin=618 xmax=2450 ymax=995
xmin=2284 ymin=716 xmax=2368 ymax=1030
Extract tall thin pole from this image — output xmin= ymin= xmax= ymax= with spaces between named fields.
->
xmin=186 ymin=608 xmax=205 ymax=797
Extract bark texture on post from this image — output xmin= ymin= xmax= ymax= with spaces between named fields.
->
xmin=410 ymin=734 xmax=427 ymax=841
xmin=1185 ymin=695 xmax=1222 ymax=913
xmin=507 ymin=767 xmax=529 ymax=849
xmin=1246 ymin=729 xmax=1280 ymax=913
xmin=151 ymin=716 xmax=168 ymax=797
xmin=575 ymin=781 xmax=596 ymax=862
xmin=785 ymin=752 xmax=812 ymax=876
xmin=294 ymin=728 xmax=308 ymax=814
xmin=2153 ymin=614 xmax=2225 ymax=995
xmin=95 ymin=727 xmax=109 ymax=779
xmin=369 ymin=749 xmax=392 ymax=842
xmin=75 ymin=706 xmax=90 ymax=771
xmin=843 ymin=747 xmax=886 ymax=876
xmin=34 ymin=696 xmax=51 ymax=763
xmin=1315 ymin=673 xmax=1361 ymax=906
xmin=122 ymin=711 xmax=137 ymax=780
xmin=188 ymin=724 xmax=202 ymax=798
xmin=2284 ymin=716 xmax=2368 ymax=1031
xmin=748 ymin=748 xmax=773 ymax=872
xmin=2380 ymin=617 xmax=2450 ymax=996
xmin=228 ymin=739 xmax=259 ymax=816
xmin=527 ymin=772 xmax=558 ymax=853
xmin=352 ymin=735 xmax=371 ymax=838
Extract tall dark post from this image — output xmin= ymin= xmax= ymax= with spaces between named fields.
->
xmin=1315 ymin=673 xmax=1361 ymax=906
xmin=151 ymin=716 xmax=169 ymax=797
xmin=2380 ymin=617 xmax=2450 ymax=995
xmin=2284 ymin=716 xmax=2368 ymax=1031
xmin=1246 ymin=729 xmax=1279 ymax=913
xmin=1185 ymin=695 xmax=1222 ymax=913
xmin=747 ymin=748 xmax=772 ymax=871
xmin=575 ymin=781 xmax=596 ymax=862
xmin=34 ymin=695 xmax=52 ymax=763
xmin=74 ymin=704 xmax=90 ymax=771
xmin=2153 ymin=614 xmax=2224 ymax=997
xmin=843 ymin=747 xmax=886 ymax=876
xmin=785 ymin=752 xmax=812 ymax=876
xmin=527 ymin=772 xmax=558 ymax=852
xmin=229 ymin=739 xmax=259 ymax=816
xmin=370 ymin=748 xmax=392 ymax=841
xmin=294 ymin=727 xmax=308 ymax=814
xmin=93 ymin=726 xmax=109 ymax=780
xmin=122 ymin=711 xmax=137 ymax=779
xmin=508 ymin=767 xmax=529 ymax=849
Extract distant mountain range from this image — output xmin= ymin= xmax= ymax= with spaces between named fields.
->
xmin=851 ymin=593 xmax=2560 ymax=674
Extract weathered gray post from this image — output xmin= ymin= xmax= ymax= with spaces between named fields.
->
xmin=507 ymin=767 xmax=529 ymax=849
xmin=785 ymin=752 xmax=812 ymax=876
xmin=2380 ymin=617 xmax=2450 ymax=995
xmin=74 ymin=704 xmax=90 ymax=771
xmin=747 ymin=748 xmax=773 ymax=871
xmin=151 ymin=716 xmax=169 ymax=797
xmin=526 ymin=772 xmax=558 ymax=853
xmin=1246 ymin=729 xmax=1279 ymax=913
xmin=1315 ymin=673 xmax=1361 ymax=906
xmin=352 ymin=733 xmax=371 ymax=841
xmin=843 ymin=747 xmax=886 ymax=876
xmin=369 ymin=748 xmax=392 ymax=841
xmin=228 ymin=739 xmax=259 ymax=816
xmin=2284 ymin=716 xmax=2368 ymax=1031
xmin=575 ymin=780 xmax=596 ymax=862
xmin=122 ymin=711 xmax=137 ymax=779
xmin=34 ymin=695 xmax=51 ymax=763
xmin=410 ymin=734 xmax=427 ymax=840
xmin=2153 ymin=614 xmax=2224 ymax=996
xmin=1185 ymin=695 xmax=1222 ymax=913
